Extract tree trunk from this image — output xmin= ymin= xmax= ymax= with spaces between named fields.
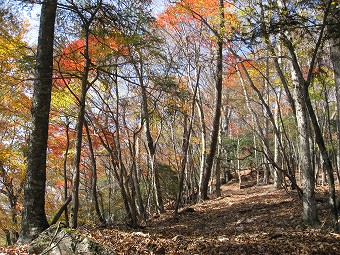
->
xmin=215 ymin=127 xmax=222 ymax=197
xmin=263 ymin=56 xmax=272 ymax=185
xmin=329 ymin=0 xmax=340 ymax=189
xmin=291 ymin=69 xmax=319 ymax=226
xmin=18 ymin=0 xmax=57 ymax=243
xmin=175 ymin=65 xmax=200 ymax=213
xmin=238 ymin=66 xmax=273 ymax=185
xmin=131 ymin=50 xmax=165 ymax=213
xmin=222 ymin=106 xmax=232 ymax=184
xmin=84 ymin=120 xmax=106 ymax=225
xmin=114 ymin=70 xmax=138 ymax=227
xmin=201 ymin=0 xmax=224 ymax=200
xmin=50 ymin=195 xmax=72 ymax=225
xmin=69 ymin=1 xmax=102 ymax=229
xmin=175 ymin=73 xmax=200 ymax=215
xmin=131 ymin=136 xmax=146 ymax=221
xmin=282 ymin=2 xmax=337 ymax=226
xmin=305 ymin=88 xmax=338 ymax=229
xmin=70 ymin=31 xmax=90 ymax=229
xmin=63 ymin=119 xmax=70 ymax=227
xmin=4 ymin=229 xmax=11 ymax=246
xmin=197 ymin=90 xmax=207 ymax=201
xmin=175 ymin=114 xmax=189 ymax=214
xmin=141 ymin=80 xmax=164 ymax=213
xmin=273 ymin=88 xmax=283 ymax=189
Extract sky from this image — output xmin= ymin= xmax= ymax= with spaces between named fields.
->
xmin=22 ymin=4 xmax=40 ymax=45
xmin=21 ymin=0 xmax=168 ymax=45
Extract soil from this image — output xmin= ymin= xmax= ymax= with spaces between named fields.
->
xmin=2 ymin=179 xmax=340 ymax=254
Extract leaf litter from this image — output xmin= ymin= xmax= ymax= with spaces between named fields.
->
xmin=2 ymin=181 xmax=340 ymax=254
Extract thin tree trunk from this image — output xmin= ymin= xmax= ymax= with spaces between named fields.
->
xmin=122 ymin=102 xmax=146 ymax=223
xmin=4 ymin=229 xmax=11 ymax=246
xmin=50 ymin=195 xmax=72 ymax=225
xmin=274 ymin=88 xmax=282 ymax=189
xmin=70 ymin=31 xmax=90 ymax=229
xmin=113 ymin=68 xmax=138 ymax=227
xmin=84 ymin=119 xmax=105 ymax=225
xmin=237 ymin=133 xmax=241 ymax=188
xmin=134 ymin=53 xmax=164 ymax=213
xmin=175 ymin=71 xmax=199 ymax=213
xmin=263 ymin=54 xmax=272 ymax=184
xmin=197 ymin=90 xmax=207 ymax=201
xmin=69 ymin=1 xmax=101 ymax=229
xmin=63 ymin=119 xmax=70 ymax=227
xmin=201 ymin=0 xmax=224 ymax=200
xmin=215 ymin=125 xmax=222 ymax=197
xmin=222 ymin=106 xmax=232 ymax=184
xmin=131 ymin=136 xmax=146 ymax=221
xmin=97 ymin=123 xmax=135 ymax=226
xmin=305 ymin=89 xmax=338 ymax=229
xmin=329 ymin=2 xmax=340 ymax=184
xmin=238 ymin=66 xmax=273 ymax=185
xmin=175 ymin=114 xmax=189 ymax=214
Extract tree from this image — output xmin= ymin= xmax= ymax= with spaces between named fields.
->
xmin=278 ymin=0 xmax=336 ymax=228
xmin=131 ymin=48 xmax=165 ymax=213
xmin=0 ymin=2 xmax=31 ymax=244
xmin=0 ymin=0 xmax=338 ymax=238
xmin=200 ymin=0 xmax=225 ymax=200
xmin=232 ymin=0 xmax=340 ymax=227
xmin=19 ymin=0 xmax=58 ymax=243
xmin=67 ymin=0 xmax=102 ymax=230
xmin=159 ymin=0 xmax=234 ymax=200
xmin=329 ymin=0 xmax=340 ymax=192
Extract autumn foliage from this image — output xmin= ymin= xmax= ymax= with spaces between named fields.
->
xmin=1 ymin=0 xmax=340 ymax=249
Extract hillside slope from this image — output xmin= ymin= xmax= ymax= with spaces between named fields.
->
xmin=2 ymin=181 xmax=340 ymax=254
xmin=82 ymin=182 xmax=340 ymax=254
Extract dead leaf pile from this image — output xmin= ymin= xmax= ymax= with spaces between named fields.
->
xmin=2 ymin=181 xmax=340 ymax=254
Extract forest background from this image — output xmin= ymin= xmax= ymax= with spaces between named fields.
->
xmin=0 ymin=0 xmax=340 ymax=247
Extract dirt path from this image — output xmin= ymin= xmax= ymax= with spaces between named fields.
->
xmin=84 ymin=182 xmax=340 ymax=254
xmin=2 ymin=181 xmax=340 ymax=254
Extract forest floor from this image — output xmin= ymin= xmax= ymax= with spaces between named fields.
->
xmin=2 ymin=175 xmax=340 ymax=254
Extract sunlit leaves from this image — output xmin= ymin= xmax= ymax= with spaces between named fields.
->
xmin=0 ymin=5 xmax=31 ymax=120
xmin=59 ymin=36 xmax=114 ymax=71
xmin=156 ymin=0 xmax=238 ymax=37
xmin=0 ymin=4 xmax=32 ymax=236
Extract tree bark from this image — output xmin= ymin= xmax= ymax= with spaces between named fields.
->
xmin=201 ymin=0 xmax=224 ymax=200
xmin=69 ymin=0 xmax=101 ymax=229
xmin=238 ymin=66 xmax=273 ymax=185
xmin=175 ymin=114 xmax=189 ymax=214
xmin=114 ymin=67 xmax=138 ymax=227
xmin=138 ymin=58 xmax=164 ymax=213
xmin=215 ymin=127 xmax=222 ymax=197
xmin=329 ymin=0 xmax=340 ymax=209
xmin=175 ymin=71 xmax=199 ymax=213
xmin=197 ymin=90 xmax=207 ymax=201
xmin=4 ymin=229 xmax=11 ymax=246
xmin=50 ymin=195 xmax=72 ymax=225
xmin=18 ymin=0 xmax=57 ymax=243
xmin=291 ymin=68 xmax=319 ymax=226
xmin=85 ymin=120 xmax=106 ymax=225
xmin=281 ymin=1 xmax=336 ymax=226
xmin=63 ymin=119 xmax=70 ymax=227
xmin=273 ymin=88 xmax=282 ymax=189
xmin=131 ymin=136 xmax=147 ymax=221
xmin=70 ymin=31 xmax=90 ymax=229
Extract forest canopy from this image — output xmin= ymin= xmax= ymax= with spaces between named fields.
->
xmin=0 ymin=0 xmax=340 ymax=247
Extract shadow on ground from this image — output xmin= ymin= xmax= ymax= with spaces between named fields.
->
xmin=85 ymin=182 xmax=340 ymax=254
